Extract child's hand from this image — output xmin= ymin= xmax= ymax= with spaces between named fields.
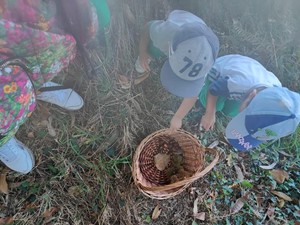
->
xmin=200 ymin=113 xmax=215 ymax=131
xmin=170 ymin=115 xmax=182 ymax=131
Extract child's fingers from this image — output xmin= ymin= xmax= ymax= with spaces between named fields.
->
xmin=200 ymin=122 xmax=211 ymax=131
xmin=199 ymin=123 xmax=204 ymax=131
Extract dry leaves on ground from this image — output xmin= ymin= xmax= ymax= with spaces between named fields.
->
xmin=0 ymin=217 xmax=13 ymax=225
xmin=271 ymin=191 xmax=292 ymax=201
xmin=259 ymin=161 xmax=277 ymax=170
xmin=0 ymin=170 xmax=8 ymax=194
xmin=42 ymin=207 xmax=59 ymax=218
xmin=152 ymin=205 xmax=162 ymax=220
xmin=193 ymin=197 xmax=206 ymax=221
xmin=234 ymin=164 xmax=244 ymax=181
xmin=270 ymin=169 xmax=289 ymax=183
xmin=230 ymin=197 xmax=246 ymax=214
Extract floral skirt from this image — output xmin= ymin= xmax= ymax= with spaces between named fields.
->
xmin=0 ymin=0 xmax=98 ymax=146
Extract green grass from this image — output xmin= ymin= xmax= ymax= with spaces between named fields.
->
xmin=0 ymin=0 xmax=299 ymax=224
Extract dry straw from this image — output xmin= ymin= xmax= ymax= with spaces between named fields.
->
xmin=132 ymin=129 xmax=219 ymax=199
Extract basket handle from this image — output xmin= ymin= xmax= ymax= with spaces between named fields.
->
xmin=139 ymin=147 xmax=219 ymax=192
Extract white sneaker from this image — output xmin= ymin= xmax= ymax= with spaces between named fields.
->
xmin=37 ymin=81 xmax=84 ymax=110
xmin=0 ymin=137 xmax=35 ymax=174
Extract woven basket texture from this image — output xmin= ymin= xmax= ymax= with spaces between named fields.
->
xmin=132 ymin=129 xmax=219 ymax=199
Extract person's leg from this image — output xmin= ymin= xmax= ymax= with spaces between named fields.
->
xmin=0 ymin=18 xmax=83 ymax=110
xmin=148 ymin=40 xmax=165 ymax=59
xmin=0 ymin=63 xmax=36 ymax=173
xmin=0 ymin=19 xmax=76 ymax=88
xmin=90 ymin=0 xmax=110 ymax=35
xmin=135 ymin=39 xmax=166 ymax=74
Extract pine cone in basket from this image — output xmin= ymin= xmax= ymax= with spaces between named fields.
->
xmin=139 ymin=135 xmax=191 ymax=185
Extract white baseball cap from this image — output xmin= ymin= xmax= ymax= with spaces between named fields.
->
xmin=226 ymin=87 xmax=300 ymax=151
xmin=160 ymin=22 xmax=219 ymax=97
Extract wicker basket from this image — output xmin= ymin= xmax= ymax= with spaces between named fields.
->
xmin=132 ymin=129 xmax=219 ymax=199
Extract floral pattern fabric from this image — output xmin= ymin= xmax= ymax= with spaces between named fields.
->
xmin=0 ymin=0 xmax=97 ymax=146
xmin=0 ymin=62 xmax=36 ymax=145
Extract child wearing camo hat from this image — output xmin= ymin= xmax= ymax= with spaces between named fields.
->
xmin=135 ymin=10 xmax=220 ymax=130
xmin=199 ymin=54 xmax=282 ymax=131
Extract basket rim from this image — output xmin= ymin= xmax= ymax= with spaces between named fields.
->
xmin=132 ymin=129 xmax=219 ymax=193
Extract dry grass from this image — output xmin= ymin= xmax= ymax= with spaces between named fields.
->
xmin=0 ymin=0 xmax=299 ymax=224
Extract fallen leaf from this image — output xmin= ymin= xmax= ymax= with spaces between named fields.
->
xmin=151 ymin=205 xmax=162 ymax=220
xmin=27 ymin=132 xmax=35 ymax=138
xmin=194 ymin=212 xmax=205 ymax=221
xmin=230 ymin=197 xmax=246 ymax=214
xmin=277 ymin=150 xmax=292 ymax=157
xmin=133 ymin=73 xmax=149 ymax=85
xmin=0 ymin=217 xmax=13 ymax=225
xmin=234 ymin=164 xmax=244 ymax=181
xmin=240 ymin=180 xmax=253 ymax=188
xmin=208 ymin=140 xmax=219 ymax=148
xmin=118 ymin=74 xmax=129 ymax=82
xmin=270 ymin=169 xmax=289 ymax=184
xmin=117 ymin=75 xmax=131 ymax=89
xmin=229 ymin=183 xmax=239 ymax=189
xmin=42 ymin=207 xmax=59 ymax=218
xmin=154 ymin=153 xmax=170 ymax=171
xmin=144 ymin=215 xmax=151 ymax=223
xmin=271 ymin=191 xmax=292 ymax=201
xmin=240 ymin=161 xmax=250 ymax=175
xmin=259 ymin=161 xmax=277 ymax=170
xmin=193 ymin=197 xmax=199 ymax=215
xmin=278 ymin=199 xmax=285 ymax=208
xmin=0 ymin=171 xmax=8 ymax=194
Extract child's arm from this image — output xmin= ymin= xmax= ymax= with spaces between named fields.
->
xmin=170 ymin=97 xmax=198 ymax=130
xmin=200 ymin=92 xmax=218 ymax=131
xmin=138 ymin=23 xmax=152 ymax=71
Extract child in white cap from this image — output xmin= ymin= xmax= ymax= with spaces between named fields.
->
xmin=225 ymin=86 xmax=300 ymax=151
xmin=198 ymin=54 xmax=300 ymax=150
xmin=198 ymin=54 xmax=282 ymax=131
xmin=136 ymin=10 xmax=219 ymax=130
